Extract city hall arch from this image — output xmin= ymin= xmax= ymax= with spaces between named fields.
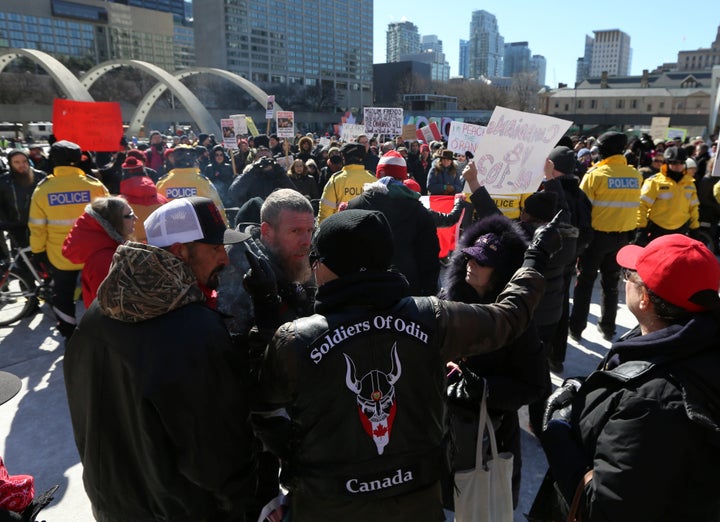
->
xmin=80 ymin=59 xmax=221 ymax=136
xmin=0 ymin=48 xmax=93 ymax=101
xmin=125 ymin=67 xmax=283 ymax=137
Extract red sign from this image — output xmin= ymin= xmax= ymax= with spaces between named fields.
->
xmin=422 ymin=195 xmax=464 ymax=258
xmin=416 ymin=122 xmax=442 ymax=143
xmin=52 ymin=99 xmax=124 ymax=151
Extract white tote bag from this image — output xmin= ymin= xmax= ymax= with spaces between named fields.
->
xmin=453 ymin=387 xmax=514 ymax=522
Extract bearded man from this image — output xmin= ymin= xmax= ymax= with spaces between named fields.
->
xmin=217 ymin=188 xmax=316 ymax=340
xmin=216 ymin=187 xmax=316 ymax=518
xmin=0 ymin=149 xmax=47 ymax=256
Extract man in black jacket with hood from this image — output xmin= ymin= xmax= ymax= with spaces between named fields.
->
xmin=64 ymin=197 xmax=256 ymax=522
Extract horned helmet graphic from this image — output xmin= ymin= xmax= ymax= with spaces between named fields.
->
xmin=344 ymin=343 xmax=402 ymax=455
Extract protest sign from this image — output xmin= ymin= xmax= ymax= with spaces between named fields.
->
xmin=230 ymin=114 xmax=248 ymax=136
xmin=246 ymin=116 xmax=259 ymax=136
xmin=276 ymin=111 xmax=295 ymax=138
xmin=649 ymin=117 xmax=670 ymax=142
xmin=402 ymin=124 xmax=417 ymax=141
xmin=221 ymin=118 xmax=237 ymax=149
xmin=364 ymin=107 xmax=403 ymax=136
xmin=473 ymin=106 xmax=572 ymax=195
xmin=666 ymin=127 xmax=687 ymax=142
xmin=265 ymin=95 xmax=275 ymax=120
xmin=52 ymin=99 xmax=123 ymax=151
xmin=341 ymin=123 xmax=366 ymax=142
xmin=446 ymin=121 xmax=486 ymax=156
xmin=419 ymin=195 xmax=464 ymax=258
xmin=416 ymin=121 xmax=442 ymax=143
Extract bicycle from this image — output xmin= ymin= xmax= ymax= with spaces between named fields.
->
xmin=0 ymin=246 xmax=52 ymax=327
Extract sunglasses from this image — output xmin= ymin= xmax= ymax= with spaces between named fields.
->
xmin=123 ymin=211 xmax=136 ymax=220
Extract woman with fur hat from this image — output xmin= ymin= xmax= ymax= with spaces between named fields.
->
xmin=441 ymin=214 xmax=548 ymax=510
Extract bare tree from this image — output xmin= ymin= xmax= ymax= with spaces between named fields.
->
xmin=508 ymin=72 xmax=540 ymax=112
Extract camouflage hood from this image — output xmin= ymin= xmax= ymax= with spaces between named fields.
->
xmin=96 ymin=241 xmax=205 ymax=323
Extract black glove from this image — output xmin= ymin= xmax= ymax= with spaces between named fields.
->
xmin=542 ymin=378 xmax=583 ymax=432
xmin=243 ymin=250 xmax=280 ymax=328
xmin=21 ymin=484 xmax=59 ymax=522
xmin=633 ymin=228 xmax=649 ymax=246
xmin=31 ymin=251 xmax=50 ymax=278
xmin=522 ymin=210 xmax=564 ymax=272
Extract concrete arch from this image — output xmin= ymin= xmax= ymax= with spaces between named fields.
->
xmin=80 ymin=59 xmax=220 ymax=136
xmin=0 ymin=48 xmax=93 ymax=101
xmin=125 ymin=67 xmax=281 ymax=137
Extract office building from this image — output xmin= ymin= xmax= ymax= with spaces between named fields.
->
xmin=459 ymin=39 xmax=469 ymax=78
xmin=575 ymin=35 xmax=594 ymax=85
xmin=0 ymin=0 xmax=183 ymax=71
xmin=386 ymin=20 xmax=420 ymax=63
xmin=504 ymin=41 xmax=530 ymax=77
xmin=676 ymin=25 xmax=720 ymax=71
xmin=530 ymin=54 xmax=546 ymax=86
xmin=589 ymin=29 xmax=631 ymax=77
xmin=194 ymin=0 xmax=373 ymax=111
xmin=401 ymin=35 xmax=450 ymax=81
xmin=468 ymin=10 xmax=504 ymax=78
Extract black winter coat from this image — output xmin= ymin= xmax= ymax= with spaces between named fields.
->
xmin=544 ymin=314 xmax=720 ymax=521
xmin=347 ymin=182 xmax=440 ymax=295
xmin=227 ymin=159 xmax=297 ymax=208
xmin=64 ymin=243 xmax=256 ymax=522
xmin=254 ymin=266 xmax=546 ymax=521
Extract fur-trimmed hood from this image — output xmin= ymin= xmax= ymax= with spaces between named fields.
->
xmin=441 ymin=214 xmax=528 ymax=303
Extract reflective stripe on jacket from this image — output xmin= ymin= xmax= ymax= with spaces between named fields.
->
xmin=29 ymin=166 xmax=109 ymax=270
xmin=580 ymin=155 xmax=642 ymax=232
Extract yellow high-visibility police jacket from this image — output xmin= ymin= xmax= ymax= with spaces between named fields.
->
xmin=489 ymin=193 xmax=533 ymax=220
xmin=318 ymin=164 xmax=377 ymax=223
xmin=580 ymin=155 xmax=642 ymax=233
xmin=637 ymin=169 xmax=699 ymax=230
xmin=29 ymin=166 xmax=110 ymax=270
xmin=156 ymin=167 xmax=228 ymax=225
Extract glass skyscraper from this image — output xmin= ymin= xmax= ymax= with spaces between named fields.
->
xmin=194 ymin=0 xmax=373 ymax=112
xmin=468 ymin=10 xmax=504 ymax=78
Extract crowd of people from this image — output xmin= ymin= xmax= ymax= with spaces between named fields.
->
xmin=0 ymin=125 xmax=719 ymax=521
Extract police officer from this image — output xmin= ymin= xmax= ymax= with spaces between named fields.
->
xmin=29 ymin=140 xmax=109 ymax=341
xmin=155 ymin=145 xmax=228 ymax=224
xmin=634 ymin=146 xmax=700 ymax=246
xmin=317 ymin=142 xmax=377 ymax=223
xmin=569 ymin=132 xmax=642 ymax=342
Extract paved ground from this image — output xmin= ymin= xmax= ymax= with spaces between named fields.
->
xmin=0 ymin=281 xmax=636 ymax=521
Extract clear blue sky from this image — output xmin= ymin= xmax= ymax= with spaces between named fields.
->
xmin=373 ymin=2 xmax=720 ymax=86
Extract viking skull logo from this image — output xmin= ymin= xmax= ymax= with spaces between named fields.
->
xmin=344 ymin=343 xmax=402 ymax=455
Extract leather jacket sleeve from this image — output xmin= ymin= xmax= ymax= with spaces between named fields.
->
xmin=438 ymin=266 xmax=545 ymax=362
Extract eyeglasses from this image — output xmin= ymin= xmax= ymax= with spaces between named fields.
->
xmin=622 ymin=268 xmax=642 ymax=286
xmin=123 ymin=211 xmax=136 ymax=220
xmin=309 ymin=252 xmax=324 ymax=270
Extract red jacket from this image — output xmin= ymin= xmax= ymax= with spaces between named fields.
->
xmin=62 ymin=210 xmax=123 ymax=308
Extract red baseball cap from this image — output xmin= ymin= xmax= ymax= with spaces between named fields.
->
xmin=617 ymin=234 xmax=720 ymax=312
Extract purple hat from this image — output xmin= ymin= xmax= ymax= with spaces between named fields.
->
xmin=461 ymin=233 xmax=504 ymax=267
